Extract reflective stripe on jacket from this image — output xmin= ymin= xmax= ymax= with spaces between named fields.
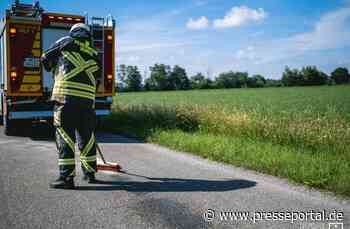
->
xmin=41 ymin=36 xmax=100 ymax=107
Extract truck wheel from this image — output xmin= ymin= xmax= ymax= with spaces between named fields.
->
xmin=95 ymin=116 xmax=106 ymax=130
xmin=3 ymin=114 xmax=15 ymax=136
xmin=96 ymin=116 xmax=101 ymax=127
xmin=0 ymin=96 xmax=3 ymax=125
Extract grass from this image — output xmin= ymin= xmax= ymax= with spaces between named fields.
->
xmin=101 ymin=85 xmax=350 ymax=196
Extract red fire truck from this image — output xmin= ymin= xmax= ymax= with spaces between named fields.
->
xmin=0 ymin=1 xmax=116 ymax=135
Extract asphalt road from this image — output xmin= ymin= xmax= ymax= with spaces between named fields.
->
xmin=0 ymin=125 xmax=349 ymax=229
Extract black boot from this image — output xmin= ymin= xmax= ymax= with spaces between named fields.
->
xmin=82 ymin=173 xmax=96 ymax=184
xmin=50 ymin=177 xmax=75 ymax=189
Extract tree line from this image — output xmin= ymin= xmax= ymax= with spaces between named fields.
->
xmin=117 ymin=64 xmax=350 ymax=92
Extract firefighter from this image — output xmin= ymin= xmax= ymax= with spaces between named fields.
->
xmin=41 ymin=23 xmax=100 ymax=189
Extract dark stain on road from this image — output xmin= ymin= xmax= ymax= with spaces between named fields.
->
xmin=133 ymin=197 xmax=210 ymax=229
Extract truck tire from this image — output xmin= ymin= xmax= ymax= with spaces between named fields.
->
xmin=0 ymin=96 xmax=3 ymax=125
xmin=96 ymin=116 xmax=102 ymax=127
xmin=3 ymin=114 xmax=15 ymax=136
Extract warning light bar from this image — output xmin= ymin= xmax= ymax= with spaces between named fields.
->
xmin=45 ymin=15 xmax=83 ymax=21
xmin=42 ymin=14 xmax=85 ymax=28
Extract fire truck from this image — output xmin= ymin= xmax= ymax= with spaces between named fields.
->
xmin=0 ymin=1 xmax=116 ymax=135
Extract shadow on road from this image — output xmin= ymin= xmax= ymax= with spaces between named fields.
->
xmin=75 ymin=172 xmax=257 ymax=192
xmin=5 ymin=123 xmax=140 ymax=144
xmin=95 ymin=133 xmax=141 ymax=144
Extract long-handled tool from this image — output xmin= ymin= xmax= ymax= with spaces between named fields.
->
xmin=96 ymin=143 xmax=122 ymax=173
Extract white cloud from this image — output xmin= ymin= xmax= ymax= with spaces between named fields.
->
xmin=186 ymin=16 xmax=209 ymax=30
xmin=213 ymin=6 xmax=267 ymax=29
xmin=194 ymin=0 xmax=208 ymax=6
xmin=291 ymin=7 xmax=350 ymax=51
xmin=235 ymin=46 xmax=263 ymax=65
xmin=256 ymin=7 xmax=350 ymax=64
xmin=117 ymin=4 xmax=350 ymax=79
xmin=236 ymin=46 xmax=257 ymax=60
xmin=120 ymin=42 xmax=188 ymax=53
xmin=249 ymin=30 xmax=265 ymax=38
xmin=226 ymin=6 xmax=350 ymax=78
xmin=127 ymin=55 xmax=140 ymax=62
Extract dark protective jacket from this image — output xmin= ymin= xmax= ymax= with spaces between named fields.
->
xmin=41 ymin=28 xmax=100 ymax=108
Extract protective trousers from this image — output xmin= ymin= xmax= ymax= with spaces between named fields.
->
xmin=54 ymin=103 xmax=96 ymax=178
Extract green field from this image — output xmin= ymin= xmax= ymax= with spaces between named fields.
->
xmin=103 ymin=85 xmax=350 ymax=196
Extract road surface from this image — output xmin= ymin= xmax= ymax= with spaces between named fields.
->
xmin=0 ymin=126 xmax=349 ymax=229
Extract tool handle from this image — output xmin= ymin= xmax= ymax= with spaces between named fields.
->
xmin=96 ymin=143 xmax=107 ymax=164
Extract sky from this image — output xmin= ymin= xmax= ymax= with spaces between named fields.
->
xmin=1 ymin=0 xmax=350 ymax=79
